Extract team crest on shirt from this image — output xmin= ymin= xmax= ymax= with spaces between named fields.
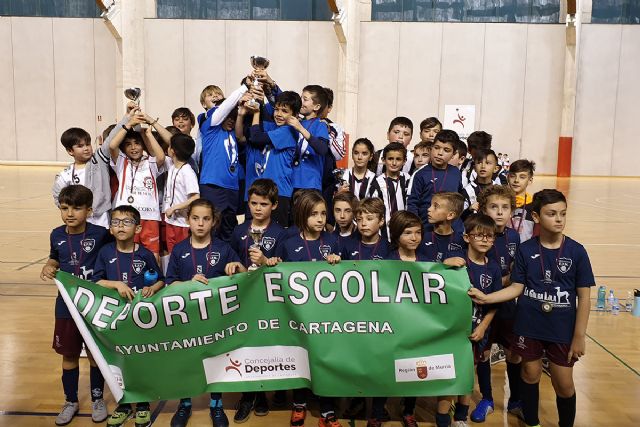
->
xmin=132 ymin=260 xmax=146 ymax=274
xmin=143 ymin=176 xmax=154 ymax=190
xmin=319 ymin=245 xmax=331 ymax=259
xmin=207 ymin=252 xmax=220 ymax=266
xmin=262 ymin=237 xmax=276 ymax=251
xmin=81 ymin=239 xmax=95 ymax=253
xmin=557 ymin=257 xmax=572 ymax=273
xmin=507 ymin=243 xmax=517 ymax=258
xmin=479 ymin=274 xmax=493 ymax=290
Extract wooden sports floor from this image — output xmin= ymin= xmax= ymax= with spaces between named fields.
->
xmin=0 ymin=166 xmax=638 ymax=427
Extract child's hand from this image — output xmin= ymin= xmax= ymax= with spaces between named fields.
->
xmin=336 ymin=183 xmax=350 ymax=194
xmin=126 ymin=101 xmax=139 ymax=115
xmin=225 ymin=262 xmax=245 ymax=276
xmin=469 ymin=325 xmax=486 ymax=342
xmin=468 ymin=288 xmax=489 ymax=305
xmin=127 ymin=112 xmax=145 ymax=128
xmin=248 ymin=247 xmax=266 ymax=266
xmin=253 ymin=69 xmax=275 ymax=87
xmin=470 ymin=202 xmax=480 ymax=212
xmin=40 ymin=265 xmax=58 ymax=281
xmin=443 ymin=257 xmax=466 ymax=268
xmin=326 ymin=254 xmax=341 ymax=265
xmin=141 ymin=286 xmax=155 ymax=298
xmin=265 ymin=257 xmax=281 ymax=267
xmin=192 ymin=274 xmax=208 ymax=285
xmin=568 ymin=335 xmax=586 ymax=362
xmin=250 ymin=85 xmax=265 ymax=102
xmin=165 ymin=206 xmax=176 ymax=218
xmin=286 ymin=116 xmax=302 ymax=130
xmin=115 ymin=282 xmax=135 ymax=301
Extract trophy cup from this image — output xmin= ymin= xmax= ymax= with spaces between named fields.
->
xmin=332 ymin=168 xmax=347 ymax=186
xmin=248 ymin=227 xmax=265 ymax=271
xmin=124 ymin=87 xmax=142 ymax=106
xmin=248 ymin=56 xmax=270 ymax=109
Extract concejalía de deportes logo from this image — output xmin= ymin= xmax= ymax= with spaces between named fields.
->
xmin=223 ymin=353 xmax=297 ymax=378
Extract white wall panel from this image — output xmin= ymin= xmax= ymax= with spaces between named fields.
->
xmin=53 ymin=19 xmax=96 ymax=161
xmin=611 ymin=26 xmax=640 ymax=176
xmin=11 ymin=17 xmax=57 ymax=161
xmin=357 ymin=23 xmax=400 ymax=149
xmin=267 ymin=21 xmax=309 ymax=94
xmin=479 ymin=24 xmax=527 ymax=158
xmin=520 ymin=25 xmax=565 ymax=174
xmin=183 ymin=20 xmax=226 ymax=121
xmin=144 ymin=19 xmax=185 ymax=130
xmin=0 ymin=19 xmax=17 ymax=161
xmin=439 ymin=24 xmax=485 ymax=120
xmin=574 ymin=25 xmax=621 ymax=176
xmin=224 ymin=20 xmax=267 ymax=94
xmin=307 ymin=22 xmax=339 ymax=95
xmin=93 ymin=19 xmax=118 ymax=136
xmin=396 ymin=22 xmax=443 ymax=145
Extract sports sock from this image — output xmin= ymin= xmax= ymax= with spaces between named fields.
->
xmin=180 ymin=398 xmax=192 ymax=407
xmin=454 ymin=403 xmax=469 ymax=421
xmin=371 ymin=397 xmax=387 ymax=419
xmin=435 ymin=412 xmax=451 ymax=427
xmin=476 ymin=360 xmax=493 ymax=401
xmin=520 ymin=381 xmax=540 ymax=426
xmin=556 ymin=393 xmax=576 ymax=427
xmin=89 ymin=365 xmax=104 ymax=402
xmin=209 ymin=394 xmax=223 ymax=408
xmin=402 ymin=397 xmax=417 ymax=415
xmin=62 ymin=368 xmax=80 ymax=403
xmin=506 ymin=361 xmax=521 ymax=402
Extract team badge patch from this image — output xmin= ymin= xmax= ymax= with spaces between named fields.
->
xmin=81 ymin=238 xmax=95 ymax=253
xmin=479 ymin=274 xmax=493 ymax=290
xmin=262 ymin=237 xmax=276 ymax=251
xmin=557 ymin=257 xmax=572 ymax=273
xmin=143 ymin=176 xmax=154 ymax=190
xmin=207 ymin=252 xmax=220 ymax=266
xmin=319 ymin=245 xmax=331 ymax=259
xmin=132 ymin=260 xmax=146 ymax=274
xmin=507 ymin=243 xmax=517 ymax=258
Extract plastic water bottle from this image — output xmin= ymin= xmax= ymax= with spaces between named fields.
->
xmin=625 ymin=291 xmax=634 ymax=312
xmin=144 ymin=269 xmax=158 ymax=287
xmin=612 ymin=297 xmax=620 ymax=315
xmin=596 ymin=285 xmax=606 ymax=311
xmin=607 ymin=290 xmax=615 ymax=312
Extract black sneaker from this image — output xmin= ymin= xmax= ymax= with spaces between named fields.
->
xmin=342 ymin=397 xmax=366 ymax=419
xmin=233 ymin=400 xmax=253 ymax=424
xmin=271 ymin=390 xmax=287 ymax=409
xmin=170 ymin=403 xmax=192 ymax=427
xmin=254 ymin=393 xmax=269 ymax=416
xmin=210 ymin=406 xmax=229 ymax=427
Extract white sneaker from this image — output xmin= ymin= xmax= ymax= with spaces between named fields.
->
xmin=92 ymin=398 xmax=109 ymax=422
xmin=452 ymin=421 xmax=469 ymax=427
xmin=55 ymin=401 xmax=79 ymax=426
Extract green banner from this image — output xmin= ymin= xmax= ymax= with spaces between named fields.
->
xmin=55 ymin=261 xmax=474 ymax=403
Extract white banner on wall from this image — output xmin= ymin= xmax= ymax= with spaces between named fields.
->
xmin=443 ymin=105 xmax=476 ymax=140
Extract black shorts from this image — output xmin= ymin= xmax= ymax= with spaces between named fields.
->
xmin=489 ymin=317 xmax=518 ymax=349
xmin=53 ymin=318 xmax=83 ymax=357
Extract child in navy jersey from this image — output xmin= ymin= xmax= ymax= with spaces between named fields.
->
xmin=247 ymin=91 xmax=302 ymax=226
xmin=442 ymin=214 xmax=502 ymax=427
xmin=269 ymin=190 xmax=341 ymax=427
xmin=368 ymin=142 xmax=411 ymax=241
xmin=469 ymin=189 xmax=595 ymax=427
xmin=92 ymin=205 xmax=164 ymax=427
xmin=419 ymin=192 xmax=466 ymax=267
xmin=507 ymin=159 xmax=537 ymax=242
xmin=330 ymin=191 xmax=358 ymax=242
xmin=341 ymin=198 xmax=389 ymax=261
xmin=470 ymin=185 xmax=523 ymax=422
xmin=40 ymin=186 xmax=111 ymax=425
xmin=165 ymin=198 xmax=244 ymax=427
xmin=407 ymin=130 xmax=463 ymax=230
xmin=336 ymin=137 xmax=376 ymax=200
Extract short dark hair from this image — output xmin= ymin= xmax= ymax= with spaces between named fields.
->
xmin=119 ymin=130 xmax=144 ymax=152
xmin=333 ymin=191 xmax=358 ymax=211
xmin=275 ymin=91 xmax=302 ymax=116
xmin=509 ymin=159 xmax=536 ymax=176
xmin=112 ymin=205 xmax=141 ymax=225
xmin=389 ymin=211 xmax=422 ymax=248
xmin=170 ymin=133 xmax=195 ymax=162
xmin=171 ymin=107 xmax=195 ymax=126
xmin=433 ymin=129 xmax=460 ymax=148
xmin=531 ymin=189 xmax=566 ymax=215
xmin=302 ymin=85 xmax=329 ymax=114
xmin=467 ymin=131 xmax=492 ymax=150
xmin=293 ymin=190 xmax=326 ymax=233
xmin=453 ymin=138 xmax=467 ymax=158
xmin=464 ymin=213 xmax=497 ymax=236
xmin=248 ymin=178 xmax=279 ymax=205
xmin=474 ymin=148 xmax=498 ymax=164
xmin=419 ymin=117 xmax=442 ymax=131
xmin=323 ymin=87 xmax=334 ymax=108
xmin=387 ymin=116 xmax=414 ymax=134
xmin=383 ymin=142 xmax=407 ymax=160
xmin=356 ymin=197 xmax=385 ymax=220
xmin=101 ymin=124 xmax=116 ymax=141
xmin=432 ymin=192 xmax=465 ymax=217
xmin=58 ymin=185 xmax=93 ymax=208
xmin=478 ymin=185 xmax=516 ymax=212
xmin=60 ymin=128 xmax=91 ymax=151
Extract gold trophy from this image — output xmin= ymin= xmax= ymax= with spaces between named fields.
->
xmin=247 ymin=56 xmax=269 ymax=109
xmin=248 ymin=227 xmax=265 ymax=271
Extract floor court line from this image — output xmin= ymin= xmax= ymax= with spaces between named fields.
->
xmin=586 ymin=333 xmax=640 ymax=378
xmin=16 ymin=256 xmax=48 ymax=270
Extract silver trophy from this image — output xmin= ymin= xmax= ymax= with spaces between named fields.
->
xmin=247 ymin=56 xmax=270 ymax=109
xmin=248 ymin=227 xmax=265 ymax=271
xmin=124 ymin=87 xmax=142 ymax=106
xmin=333 ymin=168 xmax=347 ymax=186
